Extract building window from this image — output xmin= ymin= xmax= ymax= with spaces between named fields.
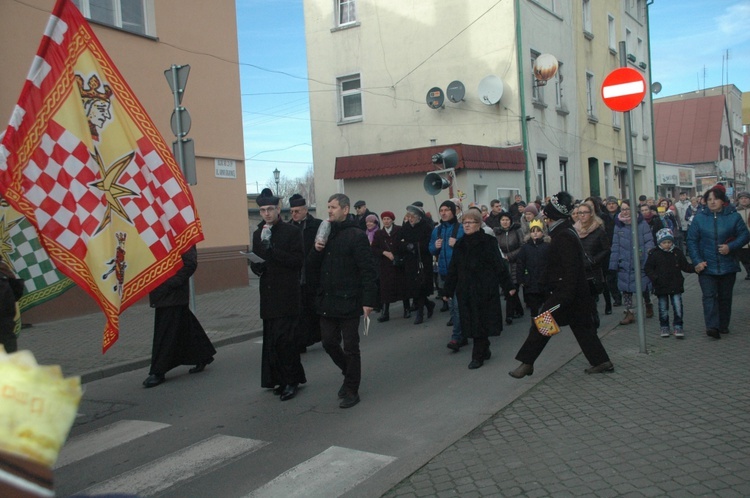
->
xmin=626 ymin=28 xmax=633 ymax=58
xmin=608 ymin=15 xmax=616 ymax=52
xmin=72 ymin=0 xmax=155 ymax=36
xmin=582 ymin=0 xmax=592 ymax=36
xmin=554 ymin=62 xmax=563 ymax=108
xmin=641 ymin=102 xmax=649 ymax=139
xmin=537 ymin=155 xmax=548 ymax=199
xmin=531 ymin=51 xmax=544 ymax=104
xmin=559 ymin=159 xmax=568 ymax=191
xmin=612 ymin=110 xmax=621 ymax=130
xmin=338 ymin=74 xmax=362 ymax=122
xmin=586 ymin=72 xmax=596 ymax=118
xmin=637 ymin=37 xmax=643 ymax=63
xmin=338 ymin=0 xmax=357 ymax=26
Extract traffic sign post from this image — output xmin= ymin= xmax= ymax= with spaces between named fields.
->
xmin=603 ymin=43 xmax=648 ymax=354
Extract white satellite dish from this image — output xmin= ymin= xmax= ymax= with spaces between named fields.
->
xmin=446 ymin=80 xmax=466 ymax=103
xmin=718 ymin=159 xmax=733 ymax=173
xmin=478 ymin=75 xmax=503 ymax=105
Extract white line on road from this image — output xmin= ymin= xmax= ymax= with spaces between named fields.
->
xmin=54 ymin=419 xmax=170 ymax=469
xmin=79 ymin=434 xmax=268 ymax=496
xmin=602 ymin=80 xmax=645 ymax=98
xmin=246 ymin=445 xmax=396 ymax=498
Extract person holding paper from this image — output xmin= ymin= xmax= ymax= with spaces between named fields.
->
xmin=509 ymin=191 xmax=614 ymax=379
xmin=251 ymin=189 xmax=306 ymax=401
xmin=308 ymin=194 xmax=377 ymax=409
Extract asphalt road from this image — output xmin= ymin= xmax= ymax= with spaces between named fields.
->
xmin=55 ymin=306 xmax=594 ymax=497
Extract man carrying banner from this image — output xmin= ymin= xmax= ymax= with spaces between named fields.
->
xmin=509 ymin=191 xmax=614 ymax=378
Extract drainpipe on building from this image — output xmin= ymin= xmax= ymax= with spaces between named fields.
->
xmin=646 ymin=0 xmax=658 ymax=198
xmin=515 ymin=0 xmax=531 ymax=202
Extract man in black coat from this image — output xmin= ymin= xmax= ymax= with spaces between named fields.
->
xmin=251 ymin=189 xmax=306 ymax=401
xmin=353 ymin=199 xmax=378 ymax=231
xmin=602 ymin=196 xmax=622 ymax=307
xmin=288 ymin=193 xmax=322 ymax=352
xmin=308 ymin=194 xmax=377 ymax=408
xmin=144 ymin=245 xmax=216 ymax=388
xmin=509 ymin=191 xmax=614 ymax=378
xmin=484 ymin=199 xmax=504 ymax=234
xmin=508 ymin=194 xmax=527 ymax=224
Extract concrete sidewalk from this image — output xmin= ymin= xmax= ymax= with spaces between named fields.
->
xmin=18 ymin=275 xmax=264 ymax=383
xmin=385 ymin=273 xmax=750 ymax=497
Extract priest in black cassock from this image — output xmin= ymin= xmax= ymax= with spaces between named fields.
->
xmin=251 ymin=189 xmax=306 ymax=401
xmin=143 ymin=245 xmax=216 ymax=388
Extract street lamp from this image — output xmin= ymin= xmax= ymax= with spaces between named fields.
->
xmin=273 ymin=168 xmax=280 ymax=194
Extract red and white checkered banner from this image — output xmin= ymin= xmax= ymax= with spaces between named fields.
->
xmin=0 ymin=0 xmax=203 ymax=352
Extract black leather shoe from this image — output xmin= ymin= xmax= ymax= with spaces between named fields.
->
xmin=426 ymin=301 xmax=435 ymax=318
xmin=706 ymin=328 xmax=721 ymax=339
xmin=604 ymin=306 xmax=612 ymax=315
xmin=468 ymin=359 xmax=484 ymax=369
xmin=339 ymin=393 xmax=360 ymax=408
xmin=720 ymin=328 xmax=730 ymax=334
xmin=338 ymin=383 xmax=347 ymax=399
xmin=273 ymin=385 xmax=284 ymax=395
xmin=189 ymin=356 xmax=214 ymax=374
xmin=280 ymin=384 xmax=298 ymax=401
xmin=446 ymin=318 xmax=453 ymax=327
xmin=413 ymin=312 xmax=424 ymax=325
xmin=505 ymin=317 xmax=513 ymax=325
xmin=584 ymin=361 xmax=615 ymax=374
xmin=483 ymin=350 xmax=492 ymax=360
xmin=509 ymin=363 xmax=534 ymax=378
xmin=143 ymin=374 xmax=165 ymax=388
xmin=440 ymin=301 xmax=450 ymax=312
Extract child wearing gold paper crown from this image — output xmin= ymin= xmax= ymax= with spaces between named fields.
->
xmin=515 ymin=219 xmax=550 ymax=317
xmin=644 ymin=228 xmax=695 ymax=338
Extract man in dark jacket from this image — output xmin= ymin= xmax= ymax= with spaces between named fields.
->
xmin=251 ymin=189 xmax=306 ymax=401
xmin=308 ymin=194 xmax=377 ymax=408
xmin=144 ymin=245 xmax=216 ymax=388
xmin=353 ymin=200 xmax=378 ymax=231
xmin=484 ymin=199 xmax=504 ymax=233
xmin=508 ymin=194 xmax=526 ymax=224
xmin=288 ymin=193 xmax=322 ymax=352
xmin=509 ymin=191 xmax=613 ymax=378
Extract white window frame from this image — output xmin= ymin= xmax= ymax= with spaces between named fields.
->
xmin=537 ymin=155 xmax=548 ymax=199
xmin=531 ymin=51 xmax=544 ymax=104
xmin=641 ymin=102 xmax=649 ymax=140
xmin=72 ymin=0 xmax=156 ymax=36
xmin=608 ymin=15 xmax=616 ymax=52
xmin=554 ymin=62 xmax=563 ymax=108
xmin=582 ymin=0 xmax=592 ymax=36
xmin=586 ymin=72 xmax=596 ymax=119
xmin=338 ymin=74 xmax=362 ymax=123
xmin=559 ymin=158 xmax=568 ymax=192
xmin=337 ymin=0 xmax=357 ymax=27
xmin=612 ymin=110 xmax=621 ymax=130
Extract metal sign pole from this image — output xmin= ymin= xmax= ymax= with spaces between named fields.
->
xmin=619 ymin=41 xmax=647 ymax=354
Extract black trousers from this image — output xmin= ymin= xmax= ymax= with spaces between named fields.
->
xmin=471 ymin=337 xmax=490 ymax=361
xmin=320 ymin=316 xmax=361 ymax=395
xmin=606 ymin=269 xmax=621 ymax=304
xmin=515 ymin=320 xmax=610 ymax=367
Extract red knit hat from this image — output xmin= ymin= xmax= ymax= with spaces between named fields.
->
xmin=381 ymin=211 xmax=396 ymax=220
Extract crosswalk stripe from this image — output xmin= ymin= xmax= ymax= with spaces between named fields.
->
xmin=246 ymin=445 xmax=396 ymax=498
xmin=79 ymin=434 xmax=267 ymax=496
xmin=54 ymin=419 xmax=170 ymax=469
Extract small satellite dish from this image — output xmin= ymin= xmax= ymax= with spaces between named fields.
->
xmin=651 ymin=82 xmax=662 ymax=94
xmin=718 ymin=159 xmax=733 ymax=173
xmin=533 ymin=54 xmax=558 ymax=82
xmin=477 ymin=75 xmax=504 ymax=105
xmin=426 ymin=87 xmax=445 ymax=109
xmin=446 ymin=80 xmax=466 ymax=103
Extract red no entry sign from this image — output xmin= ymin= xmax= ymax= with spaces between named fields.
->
xmin=601 ymin=67 xmax=646 ymax=112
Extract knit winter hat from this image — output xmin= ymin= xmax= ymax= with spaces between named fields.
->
xmin=524 ymin=204 xmax=539 ymax=216
xmin=380 ymin=211 xmax=396 ymax=220
xmin=439 ymin=200 xmax=457 ymax=218
xmin=656 ymin=228 xmax=674 ymax=245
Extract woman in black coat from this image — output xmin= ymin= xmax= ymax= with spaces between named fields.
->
xmin=371 ymin=211 xmax=409 ymax=322
xmin=496 ymin=212 xmax=525 ymax=323
xmin=443 ymin=209 xmax=515 ymax=369
xmin=396 ymin=204 xmax=435 ymax=324
xmin=509 ymin=192 xmax=613 ymax=379
xmin=575 ymin=202 xmax=612 ymax=317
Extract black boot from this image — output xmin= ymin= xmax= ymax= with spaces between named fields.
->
xmin=413 ymin=310 xmax=424 ymax=325
xmin=440 ymin=300 xmax=449 ymax=312
xmin=426 ymin=300 xmax=436 ymax=319
xmin=403 ymin=300 xmax=411 ymax=319
xmin=377 ymin=303 xmax=390 ymax=322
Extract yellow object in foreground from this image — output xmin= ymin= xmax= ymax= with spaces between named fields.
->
xmin=0 ymin=349 xmax=82 ymax=467
xmin=534 ymin=306 xmax=561 ymax=337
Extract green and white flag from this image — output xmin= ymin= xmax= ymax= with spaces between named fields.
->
xmin=0 ymin=198 xmax=74 ymax=313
